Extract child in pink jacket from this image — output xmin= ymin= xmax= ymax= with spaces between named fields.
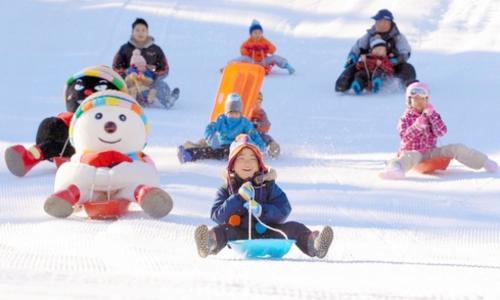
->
xmin=380 ymin=82 xmax=498 ymax=179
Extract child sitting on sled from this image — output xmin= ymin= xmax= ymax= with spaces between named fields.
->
xmin=194 ymin=134 xmax=333 ymax=258
xmin=351 ymin=35 xmax=394 ymax=94
xmin=379 ymin=82 xmax=498 ymax=179
xmin=229 ymin=20 xmax=295 ymax=75
xmin=125 ymin=49 xmax=157 ymax=105
xmin=178 ymin=93 xmax=265 ymax=163
xmin=250 ymin=92 xmax=280 ymax=157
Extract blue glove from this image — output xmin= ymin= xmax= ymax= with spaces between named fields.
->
xmin=389 ymin=57 xmax=399 ymax=65
xmin=344 ymin=53 xmax=358 ymax=68
xmin=238 ymin=182 xmax=255 ymax=202
xmin=243 ymin=200 xmax=262 ymax=218
xmin=143 ymin=69 xmax=155 ymax=79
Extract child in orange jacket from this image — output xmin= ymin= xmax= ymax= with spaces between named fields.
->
xmin=230 ymin=20 xmax=295 ymax=75
xmin=250 ymin=92 xmax=280 ymax=157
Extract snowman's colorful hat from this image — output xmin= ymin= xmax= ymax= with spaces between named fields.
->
xmin=65 ymin=65 xmax=128 ymax=94
xmin=69 ymin=90 xmax=150 ymax=145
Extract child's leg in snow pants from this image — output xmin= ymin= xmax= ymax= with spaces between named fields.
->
xmin=389 ymin=144 xmax=488 ymax=172
xmin=353 ymin=70 xmax=369 ymax=89
xmin=211 ymin=221 xmax=313 ymax=256
xmin=185 ymin=145 xmax=230 ymax=161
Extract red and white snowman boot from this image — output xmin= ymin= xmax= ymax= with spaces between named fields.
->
xmin=134 ymin=185 xmax=173 ymax=219
xmin=44 ymin=184 xmax=80 ymax=218
xmin=4 ymin=145 xmax=45 ymax=177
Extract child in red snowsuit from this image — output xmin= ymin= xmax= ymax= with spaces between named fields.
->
xmin=351 ymin=35 xmax=394 ymax=94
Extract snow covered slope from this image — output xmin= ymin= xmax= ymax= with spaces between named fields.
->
xmin=1 ymin=0 xmax=499 ymax=299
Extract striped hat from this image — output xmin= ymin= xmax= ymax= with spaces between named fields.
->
xmin=227 ymin=134 xmax=265 ymax=172
xmin=69 ymin=90 xmax=149 ymax=145
xmin=65 ymin=65 xmax=128 ymax=96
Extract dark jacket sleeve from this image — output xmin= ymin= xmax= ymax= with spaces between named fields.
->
xmin=152 ymin=46 xmax=169 ymax=78
xmin=259 ymin=182 xmax=292 ymax=224
xmin=210 ymin=186 xmax=247 ymax=224
xmin=112 ymin=45 xmax=129 ymax=78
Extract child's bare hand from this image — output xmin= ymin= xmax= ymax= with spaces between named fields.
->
xmin=376 ymin=59 xmax=382 ymax=66
xmin=360 ymin=55 xmax=367 ymax=62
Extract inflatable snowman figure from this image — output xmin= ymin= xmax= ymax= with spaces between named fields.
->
xmin=44 ymin=90 xmax=173 ymax=219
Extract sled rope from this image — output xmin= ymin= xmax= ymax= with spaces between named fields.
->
xmin=59 ymin=137 xmax=70 ymax=157
xmin=247 ymin=197 xmax=289 ymax=240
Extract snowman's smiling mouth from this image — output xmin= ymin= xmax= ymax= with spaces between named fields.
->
xmin=98 ymin=137 xmax=122 ymax=144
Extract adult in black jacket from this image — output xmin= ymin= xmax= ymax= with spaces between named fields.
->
xmin=335 ymin=9 xmax=418 ymax=93
xmin=113 ymin=18 xmax=179 ymax=108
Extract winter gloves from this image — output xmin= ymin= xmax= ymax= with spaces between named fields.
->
xmin=414 ymin=115 xmax=429 ymax=130
xmin=414 ymin=104 xmax=437 ymax=130
xmin=244 ymin=200 xmax=262 ymax=217
xmin=238 ymin=181 xmax=254 ymax=202
xmin=422 ymin=103 xmax=435 ymax=116
xmin=344 ymin=53 xmax=358 ymax=68
xmin=238 ymin=182 xmax=262 ymax=217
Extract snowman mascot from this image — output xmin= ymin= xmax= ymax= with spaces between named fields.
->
xmin=44 ymin=90 xmax=173 ymax=219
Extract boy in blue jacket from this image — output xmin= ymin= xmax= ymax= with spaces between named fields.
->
xmin=178 ymin=93 xmax=265 ymax=163
xmin=194 ymin=134 xmax=334 ymax=258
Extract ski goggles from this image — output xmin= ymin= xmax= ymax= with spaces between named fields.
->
xmin=408 ymin=87 xmax=429 ymax=98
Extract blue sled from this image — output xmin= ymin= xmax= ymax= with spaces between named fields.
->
xmin=228 ymin=239 xmax=295 ymax=259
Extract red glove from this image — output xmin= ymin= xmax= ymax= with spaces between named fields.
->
xmin=81 ymin=150 xmax=132 ymax=168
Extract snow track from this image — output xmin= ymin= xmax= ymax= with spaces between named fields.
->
xmin=1 ymin=0 xmax=500 ymax=299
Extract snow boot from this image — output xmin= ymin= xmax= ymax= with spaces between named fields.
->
xmin=162 ymin=88 xmax=180 ymax=109
xmin=177 ymin=145 xmax=193 ymax=163
xmin=267 ymin=141 xmax=281 ymax=158
xmin=194 ymin=225 xmax=217 ymax=258
xmin=379 ymin=163 xmax=405 ymax=180
xmin=372 ymin=77 xmax=382 ymax=94
xmin=283 ymin=63 xmax=295 ymax=75
xmin=5 ymin=145 xmax=44 ymax=177
xmin=307 ymin=226 xmax=334 ymax=258
xmin=44 ymin=184 xmax=80 ymax=218
xmin=135 ymin=185 xmax=173 ymax=219
xmin=484 ymin=159 xmax=498 ymax=173
xmin=350 ymin=80 xmax=362 ymax=95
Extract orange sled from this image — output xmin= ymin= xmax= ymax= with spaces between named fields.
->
xmin=82 ymin=199 xmax=131 ymax=220
xmin=210 ymin=62 xmax=265 ymax=122
xmin=413 ymin=157 xmax=452 ymax=174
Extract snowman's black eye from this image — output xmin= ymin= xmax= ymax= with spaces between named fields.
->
xmin=119 ymin=114 xmax=127 ymax=121
xmin=74 ymin=79 xmax=84 ymax=91
xmin=94 ymin=80 xmax=108 ymax=91
xmin=95 ymin=113 xmax=103 ymax=120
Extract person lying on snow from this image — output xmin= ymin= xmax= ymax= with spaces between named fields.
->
xmin=177 ymin=93 xmax=265 ymax=163
xmin=112 ymin=18 xmax=179 ymax=108
xmin=194 ymin=134 xmax=334 ymax=258
xmin=250 ymin=92 xmax=280 ymax=157
xmin=335 ymin=9 xmax=417 ymax=93
xmin=379 ymin=82 xmax=498 ymax=179
xmin=350 ymin=35 xmax=394 ymax=94
xmin=126 ymin=49 xmax=157 ymax=105
xmin=228 ymin=20 xmax=295 ymax=75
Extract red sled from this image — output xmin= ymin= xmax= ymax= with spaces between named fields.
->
xmin=82 ymin=199 xmax=131 ymax=220
xmin=413 ymin=157 xmax=452 ymax=174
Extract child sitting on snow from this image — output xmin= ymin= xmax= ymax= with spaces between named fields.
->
xmin=250 ymin=92 xmax=280 ymax=157
xmin=379 ymin=82 xmax=498 ymax=179
xmin=194 ymin=134 xmax=333 ymax=258
xmin=351 ymin=35 xmax=394 ymax=94
xmin=229 ymin=20 xmax=295 ymax=75
xmin=125 ymin=49 xmax=157 ymax=105
xmin=178 ymin=93 xmax=265 ymax=163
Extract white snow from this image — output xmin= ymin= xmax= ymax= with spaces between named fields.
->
xmin=1 ymin=0 xmax=500 ymax=299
